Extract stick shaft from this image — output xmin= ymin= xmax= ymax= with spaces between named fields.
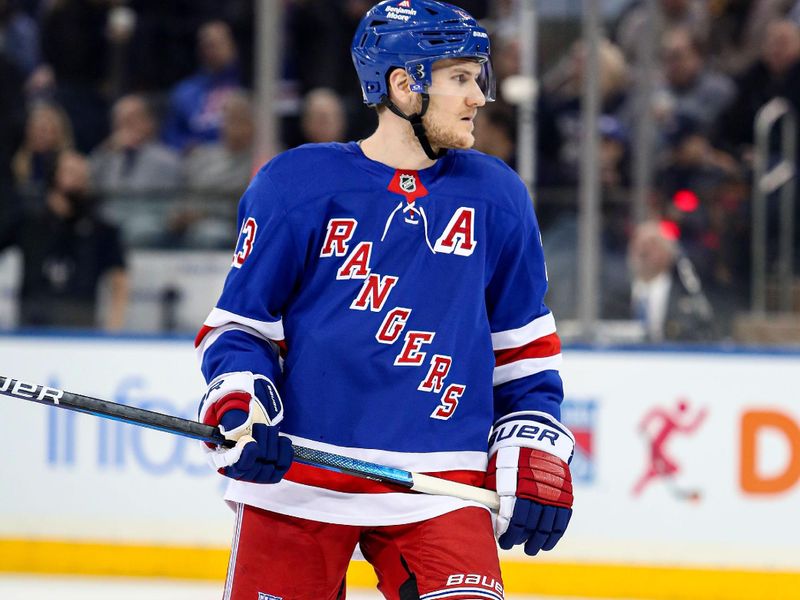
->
xmin=0 ymin=375 xmax=230 ymax=446
xmin=0 ymin=375 xmax=499 ymax=509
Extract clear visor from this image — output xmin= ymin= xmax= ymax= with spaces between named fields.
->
xmin=407 ymin=58 xmax=495 ymax=103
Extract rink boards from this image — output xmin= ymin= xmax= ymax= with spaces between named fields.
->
xmin=0 ymin=334 xmax=798 ymax=599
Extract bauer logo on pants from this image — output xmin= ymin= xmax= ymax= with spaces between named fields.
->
xmin=258 ymin=593 xmax=283 ymax=600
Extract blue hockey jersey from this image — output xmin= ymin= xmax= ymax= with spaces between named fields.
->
xmin=196 ymin=142 xmax=564 ymax=525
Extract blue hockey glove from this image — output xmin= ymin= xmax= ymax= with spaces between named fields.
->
xmin=485 ymin=411 xmax=575 ymax=556
xmin=200 ymin=371 xmax=293 ymax=484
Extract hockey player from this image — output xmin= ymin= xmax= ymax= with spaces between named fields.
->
xmin=195 ymin=2 xmax=574 ymax=598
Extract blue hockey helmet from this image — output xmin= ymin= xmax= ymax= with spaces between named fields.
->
xmin=351 ymin=0 xmax=495 ymax=107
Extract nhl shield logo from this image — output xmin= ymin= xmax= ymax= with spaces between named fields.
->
xmin=399 ymin=174 xmax=417 ymax=194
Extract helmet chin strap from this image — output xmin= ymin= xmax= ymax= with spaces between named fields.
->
xmin=384 ymin=94 xmax=447 ymax=161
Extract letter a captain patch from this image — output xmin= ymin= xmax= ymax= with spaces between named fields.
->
xmin=434 ymin=207 xmax=477 ymax=256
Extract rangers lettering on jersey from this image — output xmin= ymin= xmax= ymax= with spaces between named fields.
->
xmin=418 ymin=354 xmax=452 ymax=392
xmin=337 ymin=242 xmax=373 ymax=280
xmin=395 ymin=331 xmax=435 ymax=366
xmin=376 ymin=307 xmax=412 ymax=344
xmin=431 ymin=384 xmax=466 ymax=420
xmin=350 ymin=274 xmax=399 ymax=311
xmin=321 ymin=218 xmax=357 ymax=257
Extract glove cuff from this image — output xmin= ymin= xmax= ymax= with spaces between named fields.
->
xmin=489 ymin=410 xmax=574 ymax=464
xmin=199 ymin=371 xmax=283 ymax=427
xmin=201 ymin=391 xmax=250 ymax=427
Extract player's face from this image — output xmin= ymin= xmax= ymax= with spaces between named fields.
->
xmin=420 ymin=59 xmax=487 ymax=150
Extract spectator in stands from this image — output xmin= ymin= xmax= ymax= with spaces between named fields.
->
xmin=11 ymin=101 xmax=74 ymax=197
xmin=38 ymin=0 xmax=112 ymax=152
xmin=713 ymin=18 xmax=800 ymax=161
xmin=286 ymin=0 xmax=370 ymax=95
xmin=299 ymin=87 xmax=347 ymax=144
xmin=708 ymin=0 xmax=793 ymax=77
xmin=161 ymin=20 xmax=242 ymax=152
xmin=598 ymin=115 xmax=630 ymax=190
xmin=627 ymin=220 xmax=715 ymax=342
xmin=125 ymin=1 xmax=255 ymax=92
xmin=542 ymin=38 xmax=631 ymax=185
xmin=184 ymin=89 xmax=254 ymax=193
xmin=89 ymin=94 xmax=182 ymax=194
xmin=0 ymin=0 xmax=40 ymax=77
xmin=0 ymin=150 xmax=129 ymax=330
xmin=597 ymin=115 xmax=632 ymax=256
xmin=283 ymin=1 xmax=377 ymax=143
xmin=655 ymin=113 xmax=741 ymax=282
xmin=486 ymin=31 xmax=565 ymax=185
xmin=175 ymin=89 xmax=255 ymax=249
xmin=0 ymin=46 xmax=25 ymax=222
xmin=654 ymin=27 xmax=736 ymax=134
xmin=615 ymin=0 xmax=709 ymax=65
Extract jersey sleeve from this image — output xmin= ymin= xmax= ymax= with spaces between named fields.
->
xmin=486 ymin=187 xmax=564 ymax=423
xmin=195 ymin=168 xmax=304 ymax=390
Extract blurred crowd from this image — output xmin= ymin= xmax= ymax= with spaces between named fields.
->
xmin=531 ymin=0 xmax=800 ymax=342
xmin=0 ymin=0 xmax=799 ymax=341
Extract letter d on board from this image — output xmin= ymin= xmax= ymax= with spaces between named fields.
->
xmin=740 ymin=410 xmax=800 ymax=494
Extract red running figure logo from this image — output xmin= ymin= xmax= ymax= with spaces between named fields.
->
xmin=633 ymin=398 xmax=707 ymax=501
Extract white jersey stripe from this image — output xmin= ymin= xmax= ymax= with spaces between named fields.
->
xmin=286 ymin=434 xmax=487 ymax=473
xmin=492 ymin=354 xmax=562 ymax=386
xmin=205 ymin=307 xmax=285 ymax=341
xmin=195 ymin=323 xmax=280 ymax=366
xmin=225 ymin=478 xmax=489 ymax=527
xmin=491 ymin=312 xmax=556 ymax=350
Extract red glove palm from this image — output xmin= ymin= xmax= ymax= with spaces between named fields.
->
xmin=510 ymin=447 xmax=573 ymax=508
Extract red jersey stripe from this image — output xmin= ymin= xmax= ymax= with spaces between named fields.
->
xmin=275 ymin=339 xmax=288 ymax=358
xmin=195 ymin=324 xmax=288 ymax=356
xmin=195 ymin=324 xmax=216 ymax=348
xmin=284 ymin=463 xmax=486 ymax=494
xmin=493 ymin=331 xmax=561 ymax=367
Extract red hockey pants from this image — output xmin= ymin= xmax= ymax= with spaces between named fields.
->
xmin=223 ymin=503 xmax=504 ymax=600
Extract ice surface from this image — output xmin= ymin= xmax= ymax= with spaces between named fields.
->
xmin=0 ymin=574 xmax=584 ymax=599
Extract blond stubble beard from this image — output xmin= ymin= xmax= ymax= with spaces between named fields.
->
xmin=403 ymin=95 xmax=475 ymax=153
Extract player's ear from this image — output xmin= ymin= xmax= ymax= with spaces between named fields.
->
xmin=387 ymin=68 xmax=415 ymax=111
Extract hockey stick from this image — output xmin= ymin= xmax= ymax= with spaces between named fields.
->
xmin=0 ymin=375 xmax=500 ymax=510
